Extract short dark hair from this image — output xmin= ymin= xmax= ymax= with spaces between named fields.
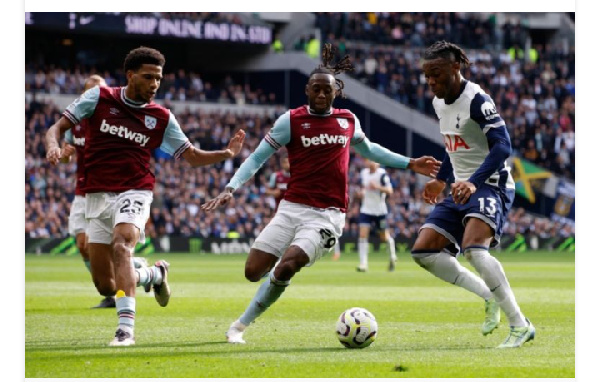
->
xmin=423 ymin=40 xmax=470 ymax=67
xmin=309 ymin=43 xmax=354 ymax=98
xmin=123 ymin=46 xmax=166 ymax=72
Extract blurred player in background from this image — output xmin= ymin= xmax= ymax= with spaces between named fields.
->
xmin=265 ymin=154 xmax=290 ymax=210
xmin=202 ymin=44 xmax=440 ymax=344
xmin=46 ymin=46 xmax=246 ymax=346
xmin=60 ymin=74 xmax=148 ymax=309
xmin=412 ymin=41 xmax=534 ymax=348
xmin=355 ymin=159 xmax=397 ymax=272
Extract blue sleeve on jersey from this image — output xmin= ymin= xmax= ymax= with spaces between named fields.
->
xmin=63 ymin=86 xmax=100 ymax=124
xmin=468 ymin=126 xmax=512 ymax=188
xmin=353 ymin=137 xmax=410 ymax=169
xmin=350 ymin=113 xmax=366 ymax=145
xmin=226 ymin=139 xmax=278 ymax=191
xmin=470 ymin=93 xmax=506 ymax=133
xmin=436 ymin=153 xmax=454 ymax=183
xmin=64 ymin=129 xmax=74 ymax=145
xmin=264 ymin=111 xmax=291 ymax=149
xmin=160 ymin=112 xmax=192 ymax=158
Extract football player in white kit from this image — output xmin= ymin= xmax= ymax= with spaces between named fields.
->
xmin=355 ymin=159 xmax=397 ymax=272
xmin=413 ymin=41 xmax=534 ymax=348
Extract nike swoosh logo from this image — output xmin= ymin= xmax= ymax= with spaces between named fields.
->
xmin=490 ymin=285 xmax=501 ymax=292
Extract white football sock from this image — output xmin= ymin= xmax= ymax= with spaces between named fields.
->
xmin=358 ymin=238 xmax=368 ymax=268
xmin=465 ymin=247 xmax=527 ymax=327
xmin=412 ymin=251 xmax=492 ymax=300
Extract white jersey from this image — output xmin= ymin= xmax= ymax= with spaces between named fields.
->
xmin=433 ymin=80 xmax=515 ymax=189
xmin=359 ymin=167 xmax=391 ymax=216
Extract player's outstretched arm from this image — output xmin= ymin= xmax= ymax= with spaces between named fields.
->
xmin=181 ymin=129 xmax=246 ymax=167
xmin=353 ymin=138 xmax=441 ymax=177
xmin=45 ymin=117 xmax=75 ymax=165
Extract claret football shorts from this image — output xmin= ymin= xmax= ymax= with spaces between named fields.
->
xmin=252 ymin=200 xmax=345 ymax=266
xmin=85 ymin=190 xmax=153 ymax=245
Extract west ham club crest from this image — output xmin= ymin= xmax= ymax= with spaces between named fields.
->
xmin=144 ymin=115 xmax=157 ymax=130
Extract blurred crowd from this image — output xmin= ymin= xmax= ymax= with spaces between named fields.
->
xmin=25 ymin=66 xmax=279 ymax=106
xmin=25 ymin=100 xmax=574 ymax=242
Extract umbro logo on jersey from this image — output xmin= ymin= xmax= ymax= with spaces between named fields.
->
xmin=301 ymin=123 xmax=311 ymax=129
xmin=456 ymin=115 xmax=461 ymax=129
xmin=100 ymin=119 xmax=150 ymax=147
xmin=301 ymin=134 xmax=349 ymax=148
xmin=110 ymin=108 xmax=120 ymax=115
xmin=336 ymin=118 xmax=349 ymax=129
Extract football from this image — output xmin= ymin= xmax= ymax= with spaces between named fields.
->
xmin=335 ymin=307 xmax=378 ymax=348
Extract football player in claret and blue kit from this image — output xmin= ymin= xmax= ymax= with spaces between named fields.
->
xmin=202 ymin=44 xmax=441 ymax=344
xmin=45 ymin=46 xmax=246 ymax=346
xmin=412 ymin=41 xmax=535 ymax=348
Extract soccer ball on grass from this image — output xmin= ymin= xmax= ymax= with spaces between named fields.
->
xmin=335 ymin=307 xmax=378 ymax=348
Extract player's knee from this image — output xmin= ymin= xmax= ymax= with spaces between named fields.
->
xmin=112 ymin=242 xmax=133 ymax=258
xmin=275 ymin=256 xmax=305 ymax=279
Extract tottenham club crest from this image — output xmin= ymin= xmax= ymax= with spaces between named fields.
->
xmin=336 ymin=118 xmax=349 ymax=129
xmin=144 ymin=115 xmax=157 ymax=130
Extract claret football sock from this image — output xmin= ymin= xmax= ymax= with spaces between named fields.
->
xmin=465 ymin=247 xmax=527 ymax=327
xmin=239 ymin=272 xmax=290 ymax=326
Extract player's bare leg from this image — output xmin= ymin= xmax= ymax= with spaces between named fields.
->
xmin=88 ymin=243 xmax=117 ymax=298
xmin=462 ymin=218 xmax=533 ymax=346
xmin=411 ymin=228 xmax=497 ymax=333
xmin=227 ymin=247 xmax=308 ymax=344
xmin=227 ymin=249 xmax=279 ymax=343
xmin=108 ymin=223 xmax=138 ymax=346
xmin=381 ymin=230 xmax=397 ymax=271
xmin=81 ymin=234 xmax=115 ymax=308
xmin=357 ymin=225 xmax=370 ymax=272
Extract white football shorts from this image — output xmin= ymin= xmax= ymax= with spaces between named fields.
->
xmin=85 ymin=190 xmax=153 ymax=245
xmin=68 ymin=195 xmax=87 ymax=237
xmin=252 ymin=200 xmax=345 ymax=266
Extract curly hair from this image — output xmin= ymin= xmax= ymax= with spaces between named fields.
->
xmin=123 ymin=46 xmax=166 ymax=72
xmin=308 ymin=43 xmax=354 ymax=98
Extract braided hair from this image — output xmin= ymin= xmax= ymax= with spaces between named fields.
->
xmin=423 ymin=40 xmax=470 ymax=68
xmin=308 ymin=43 xmax=354 ymax=98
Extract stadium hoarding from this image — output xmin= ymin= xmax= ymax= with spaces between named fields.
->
xmin=26 ymin=235 xmax=575 ymax=255
xmin=25 ymin=12 xmax=272 ymax=45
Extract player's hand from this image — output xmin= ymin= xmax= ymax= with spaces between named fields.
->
xmin=201 ymin=190 xmax=234 ymax=211
xmin=59 ymin=144 xmax=76 ymax=163
xmin=422 ymin=179 xmax=446 ymax=204
xmin=408 ymin=156 xmax=441 ymax=178
xmin=46 ymin=147 xmax=62 ymax=165
xmin=367 ymin=181 xmax=378 ymax=190
xmin=225 ymin=129 xmax=246 ymax=158
xmin=451 ymin=181 xmax=476 ymax=205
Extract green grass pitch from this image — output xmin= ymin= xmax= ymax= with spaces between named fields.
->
xmin=25 ymin=250 xmax=574 ymax=378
